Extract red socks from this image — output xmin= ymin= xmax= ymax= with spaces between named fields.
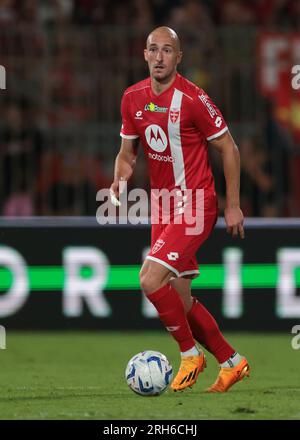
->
xmin=147 ymin=284 xmax=195 ymax=352
xmin=187 ymin=297 xmax=235 ymax=363
xmin=147 ymin=287 xmax=234 ymax=363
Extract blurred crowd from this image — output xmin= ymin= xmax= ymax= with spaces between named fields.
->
xmin=0 ymin=0 xmax=299 ymax=216
xmin=1 ymin=0 xmax=300 ymax=28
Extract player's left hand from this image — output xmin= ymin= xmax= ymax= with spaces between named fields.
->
xmin=224 ymin=206 xmax=244 ymax=239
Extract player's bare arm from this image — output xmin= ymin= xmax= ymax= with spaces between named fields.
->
xmin=110 ymin=138 xmax=138 ymax=200
xmin=209 ymin=131 xmax=244 ymax=239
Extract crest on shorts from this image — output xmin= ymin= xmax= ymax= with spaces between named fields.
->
xmin=169 ymin=108 xmax=180 ymax=124
xmin=152 ymin=239 xmax=165 ymax=255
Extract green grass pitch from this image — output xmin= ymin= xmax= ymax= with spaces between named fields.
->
xmin=0 ymin=331 xmax=299 ymax=420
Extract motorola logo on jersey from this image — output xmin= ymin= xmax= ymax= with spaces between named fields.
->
xmin=148 ymin=152 xmax=174 ymax=163
xmin=145 ymin=124 xmax=168 ymax=152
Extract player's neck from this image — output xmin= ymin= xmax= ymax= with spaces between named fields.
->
xmin=151 ymin=73 xmax=177 ymax=96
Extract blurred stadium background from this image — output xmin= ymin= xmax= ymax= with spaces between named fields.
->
xmin=0 ymin=0 xmax=300 ymax=420
xmin=1 ymin=0 xmax=300 ymax=217
xmin=0 ymin=0 xmax=300 ymax=327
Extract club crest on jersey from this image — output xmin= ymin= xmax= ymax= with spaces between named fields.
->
xmin=169 ymin=108 xmax=180 ymax=124
xmin=152 ymin=239 xmax=165 ymax=254
xmin=145 ymin=124 xmax=168 ymax=152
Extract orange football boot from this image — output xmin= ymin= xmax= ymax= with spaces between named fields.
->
xmin=206 ymin=357 xmax=250 ymax=393
xmin=170 ymin=351 xmax=207 ymax=391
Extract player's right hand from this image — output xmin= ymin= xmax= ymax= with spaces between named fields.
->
xmin=109 ymin=179 xmax=125 ymax=207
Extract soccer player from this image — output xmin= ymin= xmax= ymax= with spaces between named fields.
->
xmin=110 ymin=27 xmax=250 ymax=392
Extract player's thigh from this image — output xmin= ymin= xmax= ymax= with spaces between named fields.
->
xmin=170 ymin=277 xmax=192 ymax=295
xmin=140 ymin=258 xmax=151 ymax=279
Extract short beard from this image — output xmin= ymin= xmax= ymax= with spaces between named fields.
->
xmin=152 ymin=69 xmax=175 ymax=84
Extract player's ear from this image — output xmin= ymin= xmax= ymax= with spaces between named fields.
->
xmin=177 ymin=51 xmax=183 ymax=65
xmin=144 ymin=49 xmax=148 ymax=62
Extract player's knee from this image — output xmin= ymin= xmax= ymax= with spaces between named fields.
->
xmin=140 ymin=272 xmax=161 ymax=295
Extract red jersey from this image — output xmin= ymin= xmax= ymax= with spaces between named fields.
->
xmin=120 ymin=73 xmax=228 ymax=194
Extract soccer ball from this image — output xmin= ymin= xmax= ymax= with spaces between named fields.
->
xmin=125 ymin=350 xmax=173 ymax=396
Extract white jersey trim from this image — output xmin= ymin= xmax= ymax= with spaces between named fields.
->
xmin=146 ymin=256 xmax=179 ymax=277
xmin=120 ymin=133 xmax=139 ymax=139
xmin=181 ymin=90 xmax=194 ymax=101
xmin=178 ymin=269 xmax=199 ymax=278
xmin=124 ymin=85 xmax=151 ymax=95
xmin=168 ymin=89 xmax=186 ymax=190
xmin=207 ymin=126 xmax=228 ymax=141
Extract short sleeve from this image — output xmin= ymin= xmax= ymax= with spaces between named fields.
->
xmin=193 ymin=90 xmax=228 ymax=141
xmin=120 ymin=92 xmax=139 ymax=139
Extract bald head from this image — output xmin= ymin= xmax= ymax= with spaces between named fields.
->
xmin=146 ymin=26 xmax=181 ymax=52
xmin=144 ymin=26 xmax=182 ymax=88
